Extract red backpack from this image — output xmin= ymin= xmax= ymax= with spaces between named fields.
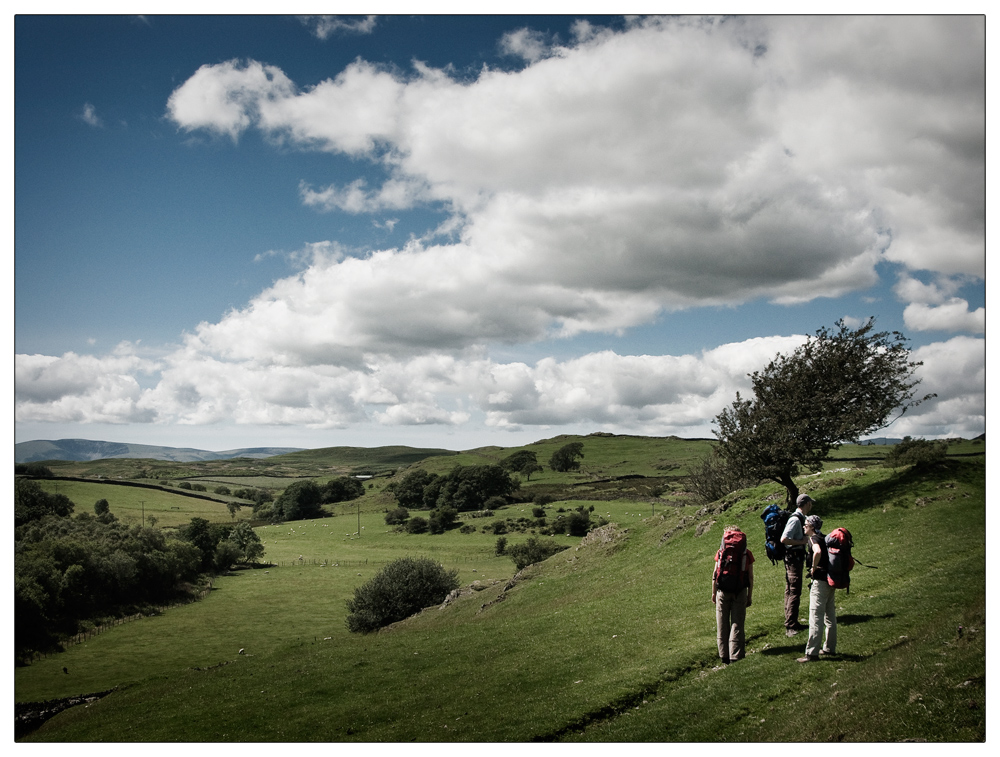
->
xmin=825 ymin=527 xmax=855 ymax=591
xmin=714 ymin=529 xmax=749 ymax=594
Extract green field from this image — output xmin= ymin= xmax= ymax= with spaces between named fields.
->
xmin=35 ymin=480 xmax=252 ymax=529
xmin=15 ymin=436 xmax=985 ymax=741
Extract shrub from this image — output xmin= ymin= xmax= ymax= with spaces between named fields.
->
xmin=883 ymin=436 xmax=948 ymax=470
xmin=385 ymin=507 xmax=410 ymax=525
xmin=531 ymin=506 xmax=546 ymax=518
xmin=495 ymin=536 xmax=508 ymax=556
xmin=345 ymin=557 xmax=460 ymax=633
xmin=688 ymin=449 xmax=759 ymax=504
xmin=214 ymin=486 xmax=231 ymax=495
xmin=506 ymin=537 xmax=569 ymax=570
xmin=405 ymin=516 xmax=429 ymax=534
xmin=178 ymin=482 xmax=192 ymax=490
xmin=486 ymin=520 xmax=508 ymax=535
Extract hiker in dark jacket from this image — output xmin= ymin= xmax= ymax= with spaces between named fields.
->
xmin=711 ymin=525 xmax=755 ymax=664
xmin=780 ymin=493 xmax=812 ymax=636
xmin=798 ymin=514 xmax=837 ymax=662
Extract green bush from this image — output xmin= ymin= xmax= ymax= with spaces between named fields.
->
xmin=883 ymin=436 xmax=948 ymax=470
xmin=384 ymin=507 xmax=410 ymax=525
xmin=506 ymin=537 xmax=569 ymax=570
xmin=345 ymin=557 xmax=460 ymax=633
xmin=405 ymin=516 xmax=429 ymax=534
xmin=494 ymin=536 xmax=508 ymax=556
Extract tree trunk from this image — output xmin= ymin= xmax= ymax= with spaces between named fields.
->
xmin=779 ymin=471 xmax=799 ymax=510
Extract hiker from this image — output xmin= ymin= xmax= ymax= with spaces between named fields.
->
xmin=711 ymin=525 xmax=755 ymax=664
xmin=798 ymin=514 xmax=837 ymax=662
xmin=780 ymin=493 xmax=812 ymax=636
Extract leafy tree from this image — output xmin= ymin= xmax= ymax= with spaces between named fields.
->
xmin=268 ymin=480 xmax=325 ymax=522
xmin=14 ymin=479 xmax=74 ymax=527
xmin=388 ymin=465 xmax=518 ymax=515
xmin=15 ymin=463 xmax=54 ymax=478
xmin=226 ymin=502 xmax=242 ymax=520
xmin=549 ymin=442 xmax=584 ymax=472
xmin=345 ymin=557 xmax=459 ymax=633
xmin=227 ymin=521 xmax=265 ymax=564
xmin=433 ymin=465 xmax=519 ymax=512
xmin=502 ymin=450 xmax=544 ymax=480
xmin=214 ymin=485 xmax=231 ymax=496
xmin=388 ymin=470 xmax=439 ymax=509
xmin=506 ymin=537 xmax=569 ymax=570
xmin=213 ymin=540 xmax=243 ymax=572
xmin=714 ymin=319 xmax=933 ymax=506
xmin=321 ymin=476 xmax=365 ymax=504
xmin=94 ymin=498 xmax=111 ymax=516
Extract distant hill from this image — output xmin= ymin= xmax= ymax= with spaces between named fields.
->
xmin=14 ymin=439 xmax=304 ymax=464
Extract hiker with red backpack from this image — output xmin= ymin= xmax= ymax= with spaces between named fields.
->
xmin=779 ymin=493 xmax=813 ymax=637
xmin=711 ymin=525 xmax=755 ymax=665
xmin=797 ymin=514 xmax=838 ymax=662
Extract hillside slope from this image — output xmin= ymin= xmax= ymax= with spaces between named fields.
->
xmin=18 ymin=456 xmax=985 ymax=742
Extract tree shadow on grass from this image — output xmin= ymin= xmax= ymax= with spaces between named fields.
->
xmin=837 ymin=612 xmax=894 ymax=626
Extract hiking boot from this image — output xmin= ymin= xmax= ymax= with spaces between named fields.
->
xmin=819 ymin=649 xmax=835 ymax=656
xmin=796 ymin=655 xmax=819 ymax=663
xmin=785 ymin=628 xmax=800 ymax=637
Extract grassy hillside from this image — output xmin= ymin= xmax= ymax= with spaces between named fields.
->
xmin=16 ymin=442 xmax=984 ymax=742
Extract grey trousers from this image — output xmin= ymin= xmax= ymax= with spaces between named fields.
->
xmin=715 ymin=587 xmax=748 ymax=661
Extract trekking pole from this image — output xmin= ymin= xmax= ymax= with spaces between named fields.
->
xmin=854 ymin=557 xmax=879 ymax=569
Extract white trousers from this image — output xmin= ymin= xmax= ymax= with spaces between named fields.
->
xmin=805 ymin=578 xmax=837 ymax=657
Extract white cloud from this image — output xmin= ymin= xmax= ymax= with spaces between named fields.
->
xmin=902 ymin=300 xmax=986 ymax=334
xmin=499 ymin=28 xmax=553 ymax=63
xmin=15 ymin=351 xmax=159 ymax=424
xmin=16 ymin=332 xmax=980 ymax=440
xmin=894 ymin=274 xmax=985 ymax=333
xmin=80 ymin=102 xmax=102 ymax=128
xmin=885 ymin=336 xmax=985 ymax=438
xmin=25 ymin=17 xmax=984 ymax=444
xmin=165 ymin=17 xmax=982 ymax=355
xmin=298 ymin=15 xmax=377 ymax=40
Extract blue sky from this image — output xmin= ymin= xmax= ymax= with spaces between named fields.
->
xmin=13 ymin=14 xmax=986 ymax=451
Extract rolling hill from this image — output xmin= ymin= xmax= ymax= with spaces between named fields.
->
xmin=14 ymin=438 xmax=304 ymax=464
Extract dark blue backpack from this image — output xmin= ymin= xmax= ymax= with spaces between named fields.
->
xmin=760 ymin=504 xmax=791 ymax=565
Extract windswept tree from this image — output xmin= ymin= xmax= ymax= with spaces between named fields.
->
xmin=714 ymin=319 xmax=933 ymax=507
xmin=549 ymin=442 xmax=584 ymax=473
xmin=502 ymin=450 xmax=544 ymax=481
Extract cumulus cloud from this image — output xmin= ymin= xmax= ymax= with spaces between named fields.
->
xmin=15 ymin=350 xmax=159 ymax=424
xmin=887 ymin=336 xmax=985 ymax=438
xmin=15 ymin=331 xmax=982 ymax=440
xmin=28 ymin=17 xmax=983 ymax=442
xmin=165 ymin=17 xmax=982 ymax=356
xmin=894 ymin=274 xmax=985 ymax=333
